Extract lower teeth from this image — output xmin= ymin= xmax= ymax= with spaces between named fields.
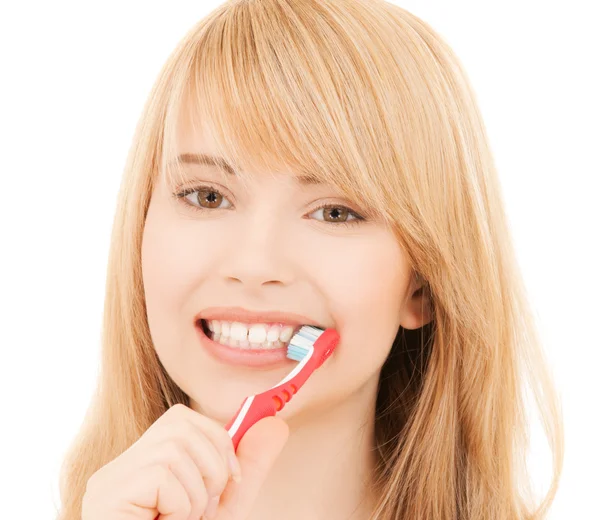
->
xmin=209 ymin=332 xmax=284 ymax=350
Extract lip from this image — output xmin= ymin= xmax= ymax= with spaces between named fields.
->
xmin=194 ymin=306 xmax=324 ymax=328
xmin=195 ymin=321 xmax=296 ymax=369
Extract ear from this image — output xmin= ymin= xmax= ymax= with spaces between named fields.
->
xmin=398 ymin=273 xmax=433 ymax=330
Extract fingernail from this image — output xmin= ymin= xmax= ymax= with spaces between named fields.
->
xmin=228 ymin=451 xmax=242 ymax=482
xmin=204 ymin=496 xmax=220 ymax=519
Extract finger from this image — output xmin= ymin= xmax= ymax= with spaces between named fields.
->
xmin=164 ymin=452 xmax=209 ymax=520
xmin=167 ymin=404 xmax=241 ymax=479
xmin=136 ymin=441 xmax=208 ymax=520
xmin=137 ymin=413 xmax=233 ymax=499
xmin=176 ymin=421 xmax=230 ymax=500
xmin=218 ymin=417 xmax=289 ymax=519
xmin=132 ymin=464 xmax=191 ymax=520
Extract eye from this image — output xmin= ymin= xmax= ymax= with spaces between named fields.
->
xmin=174 ymin=185 xmax=233 ymax=211
xmin=308 ymin=205 xmax=365 ymax=226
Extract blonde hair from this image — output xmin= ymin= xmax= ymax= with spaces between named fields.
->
xmin=56 ymin=1 xmax=563 ymax=518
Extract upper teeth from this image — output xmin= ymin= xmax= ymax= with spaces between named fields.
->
xmin=205 ymin=320 xmax=297 ymax=349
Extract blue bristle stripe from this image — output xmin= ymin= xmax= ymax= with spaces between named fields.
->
xmin=290 ymin=344 xmax=310 ymax=353
xmin=288 ymin=350 xmax=308 ymax=357
xmin=288 ymin=344 xmax=310 ymax=352
xmin=287 ymin=348 xmax=308 ymax=359
xmin=286 ymin=325 xmax=324 ymax=361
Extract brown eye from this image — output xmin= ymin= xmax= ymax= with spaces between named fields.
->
xmin=308 ymin=204 xmax=363 ymax=226
xmin=175 ymin=184 xmax=232 ymax=212
xmin=323 ymin=206 xmax=349 ymax=222
xmin=196 ymin=188 xmax=223 ymax=209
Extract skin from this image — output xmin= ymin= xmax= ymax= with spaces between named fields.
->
xmin=140 ymin=118 xmax=432 ymax=519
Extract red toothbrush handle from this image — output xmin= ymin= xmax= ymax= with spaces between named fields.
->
xmin=225 ymin=328 xmax=340 ymax=452
xmin=225 ymin=393 xmax=279 ymax=451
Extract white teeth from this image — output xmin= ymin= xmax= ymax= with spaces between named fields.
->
xmin=205 ymin=319 xmax=295 ymax=349
xmin=230 ymin=322 xmax=248 ymax=341
xmin=267 ymin=325 xmax=281 ymax=342
xmin=221 ymin=322 xmax=230 ymax=337
xmin=224 ymin=334 xmax=281 ymax=350
xmin=248 ymin=324 xmax=267 ymax=343
xmin=280 ymin=326 xmax=294 ymax=343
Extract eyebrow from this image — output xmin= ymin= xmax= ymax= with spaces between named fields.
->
xmin=175 ymin=153 xmax=323 ymax=185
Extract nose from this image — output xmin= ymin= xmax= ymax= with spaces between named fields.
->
xmin=216 ymin=212 xmax=296 ymax=290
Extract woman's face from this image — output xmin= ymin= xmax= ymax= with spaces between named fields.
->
xmin=141 ymin=119 xmax=430 ymax=424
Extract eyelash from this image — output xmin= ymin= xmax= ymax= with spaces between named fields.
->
xmin=172 ymin=184 xmax=366 ymax=227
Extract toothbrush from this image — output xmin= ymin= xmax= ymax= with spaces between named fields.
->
xmin=225 ymin=326 xmax=340 ymax=451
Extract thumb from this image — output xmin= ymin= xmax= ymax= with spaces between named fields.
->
xmin=217 ymin=416 xmax=289 ymax=519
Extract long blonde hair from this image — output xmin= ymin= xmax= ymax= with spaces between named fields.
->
xmin=56 ymin=1 xmax=563 ymax=518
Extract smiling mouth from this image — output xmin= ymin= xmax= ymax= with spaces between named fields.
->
xmin=198 ymin=319 xmax=301 ymax=350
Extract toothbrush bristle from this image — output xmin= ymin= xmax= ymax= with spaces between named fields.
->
xmin=286 ymin=325 xmax=324 ymax=361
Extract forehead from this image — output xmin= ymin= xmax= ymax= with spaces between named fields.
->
xmin=175 ymin=116 xmax=220 ymax=156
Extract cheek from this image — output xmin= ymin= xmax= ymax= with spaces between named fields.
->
xmin=142 ymin=196 xmax=226 ymax=314
xmin=322 ymin=234 xmax=409 ymax=380
xmin=142 ymin=216 xmax=204 ymax=298
xmin=140 ymin=201 xmax=213 ymax=358
xmin=142 ymin=209 xmax=181 ymax=322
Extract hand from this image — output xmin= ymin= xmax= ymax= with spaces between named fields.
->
xmin=81 ymin=403 xmax=289 ymax=520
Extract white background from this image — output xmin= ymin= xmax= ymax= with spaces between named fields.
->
xmin=1 ymin=1 xmax=598 ymax=518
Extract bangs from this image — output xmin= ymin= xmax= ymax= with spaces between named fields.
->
xmin=159 ymin=0 xmax=408 ymax=224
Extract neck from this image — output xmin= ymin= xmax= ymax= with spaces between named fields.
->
xmin=248 ymin=375 xmax=380 ymax=520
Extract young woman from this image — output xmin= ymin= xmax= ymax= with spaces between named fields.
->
xmin=57 ymin=1 xmax=563 ymax=518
